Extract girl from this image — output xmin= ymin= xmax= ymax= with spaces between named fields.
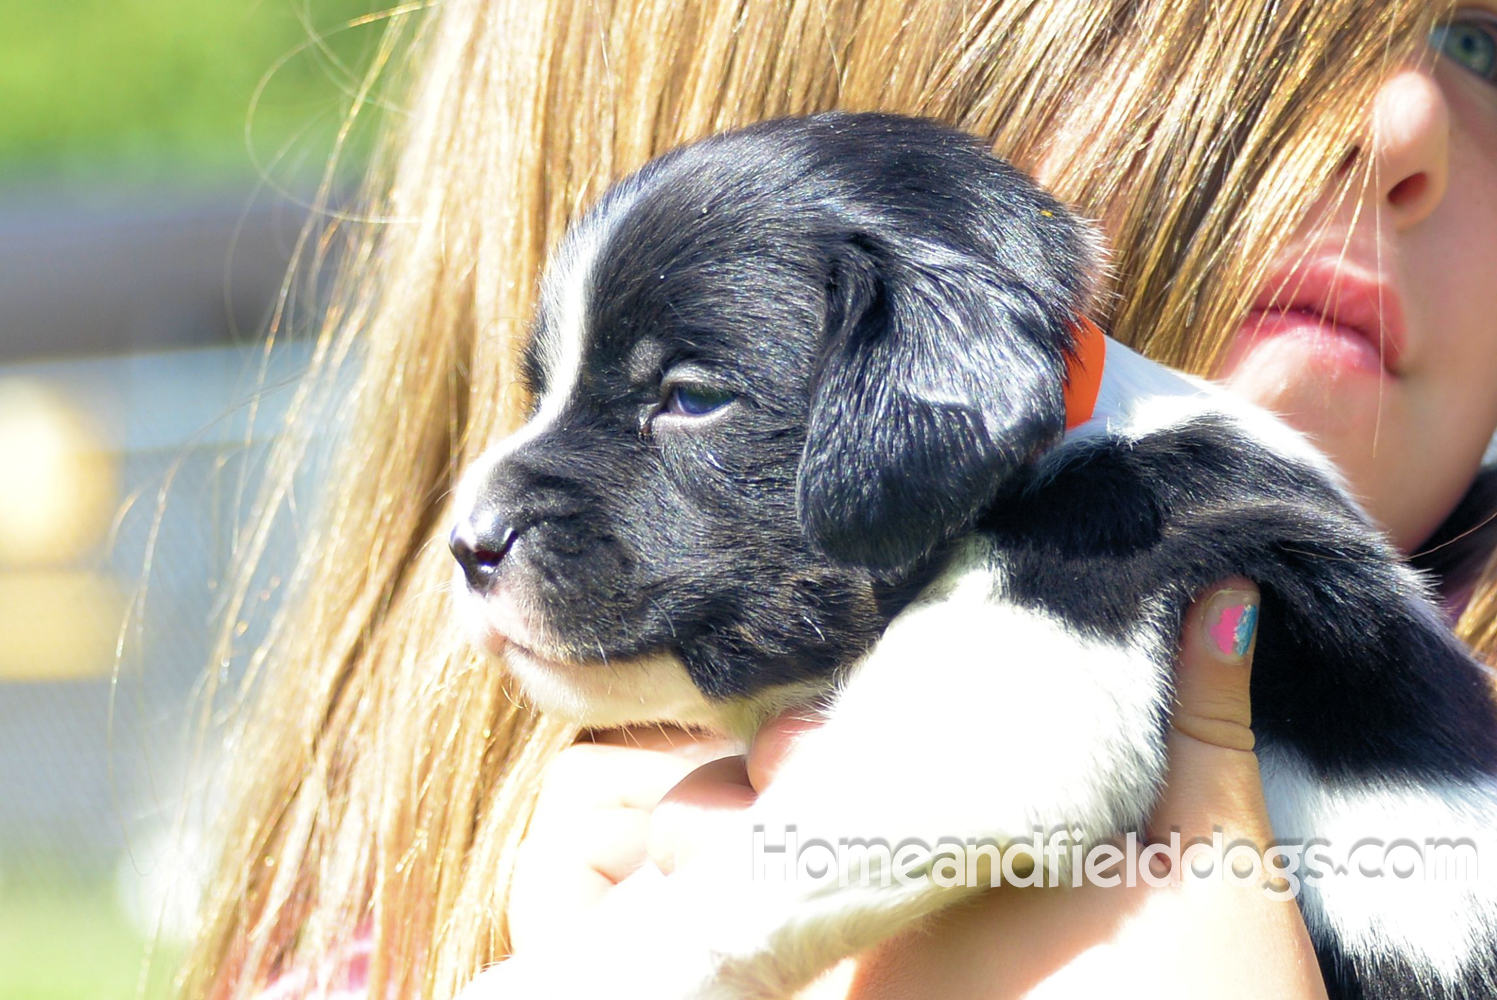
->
xmin=185 ymin=1 xmax=1497 ymax=997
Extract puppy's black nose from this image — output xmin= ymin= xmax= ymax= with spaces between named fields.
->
xmin=450 ymin=508 xmax=519 ymax=592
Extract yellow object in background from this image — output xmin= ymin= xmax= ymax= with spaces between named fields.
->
xmin=0 ymin=570 xmax=127 ymax=680
xmin=0 ymin=377 xmax=124 ymax=680
xmin=0 ymin=377 xmax=118 ymax=568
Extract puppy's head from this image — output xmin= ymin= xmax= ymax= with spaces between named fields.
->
xmin=451 ymin=113 xmax=1097 ymax=728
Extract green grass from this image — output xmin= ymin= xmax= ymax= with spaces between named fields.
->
xmin=0 ymin=0 xmax=392 ymax=186
xmin=0 ymin=874 xmax=181 ymax=1000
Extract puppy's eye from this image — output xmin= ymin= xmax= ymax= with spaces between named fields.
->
xmin=664 ymin=384 xmax=734 ymax=416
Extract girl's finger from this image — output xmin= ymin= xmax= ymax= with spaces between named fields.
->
xmin=649 ymin=755 xmax=756 ymax=874
xmin=530 ymin=741 xmax=717 ymax=822
xmin=1149 ymin=577 xmax=1275 ymax=850
xmin=746 ymin=707 xmax=827 ymax=791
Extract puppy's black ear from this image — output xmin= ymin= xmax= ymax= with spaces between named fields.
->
xmin=796 ymin=233 xmax=1074 ymax=575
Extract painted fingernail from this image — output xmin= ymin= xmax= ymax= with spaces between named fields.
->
xmin=1203 ymin=590 xmax=1259 ymax=662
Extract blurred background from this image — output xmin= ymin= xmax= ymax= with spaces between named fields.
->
xmin=0 ymin=3 xmax=387 ymax=996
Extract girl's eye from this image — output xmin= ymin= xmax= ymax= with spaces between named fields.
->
xmin=1431 ymin=15 xmax=1497 ymax=82
xmin=664 ymin=384 xmax=734 ymax=416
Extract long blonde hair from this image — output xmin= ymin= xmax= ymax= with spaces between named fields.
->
xmin=183 ymin=1 xmax=1472 ymax=997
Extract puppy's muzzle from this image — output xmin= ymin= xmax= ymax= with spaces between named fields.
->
xmin=450 ymin=504 xmax=519 ymax=593
xmin=450 ymin=443 xmax=596 ymax=598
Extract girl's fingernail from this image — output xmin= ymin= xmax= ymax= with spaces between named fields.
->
xmin=1203 ymin=590 xmax=1259 ymax=662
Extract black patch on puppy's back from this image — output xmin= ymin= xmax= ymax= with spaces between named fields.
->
xmin=983 ymin=418 xmax=1497 ymax=785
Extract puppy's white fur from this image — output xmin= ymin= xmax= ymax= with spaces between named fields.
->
xmin=491 ymin=536 xmax=1176 ymax=998
xmin=482 ymin=386 xmax=1497 ymax=998
xmin=454 ymin=163 xmax=1495 ymax=998
xmin=451 ymin=207 xmax=617 ymax=523
xmin=1261 ymin=745 xmax=1497 ymax=986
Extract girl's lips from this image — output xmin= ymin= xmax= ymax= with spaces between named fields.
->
xmin=1234 ymin=259 xmax=1408 ymax=377
xmin=1233 ymin=308 xmax=1391 ymax=378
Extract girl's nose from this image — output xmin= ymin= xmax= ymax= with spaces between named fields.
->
xmin=1368 ymin=69 xmax=1450 ymax=230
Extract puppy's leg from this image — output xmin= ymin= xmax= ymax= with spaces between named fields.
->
xmin=693 ymin=537 xmax=1170 ymax=995
xmin=493 ymin=536 xmax=1172 ymax=1000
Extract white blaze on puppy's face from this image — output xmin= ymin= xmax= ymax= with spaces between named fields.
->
xmin=453 ymin=213 xmax=610 ymax=515
xmin=453 ymin=170 xmax=654 ymax=526
xmin=449 ymin=187 xmax=761 ymax=726
xmin=448 ymin=216 xmax=602 ymax=658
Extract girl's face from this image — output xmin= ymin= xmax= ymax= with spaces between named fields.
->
xmin=1218 ymin=7 xmax=1497 ymax=552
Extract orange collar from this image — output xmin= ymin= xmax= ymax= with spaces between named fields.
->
xmin=1063 ymin=316 xmax=1107 ymax=431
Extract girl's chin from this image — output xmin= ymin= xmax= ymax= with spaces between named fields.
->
xmin=1219 ymin=336 xmax=1396 ymax=452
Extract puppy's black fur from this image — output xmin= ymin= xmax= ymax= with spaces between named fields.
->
xmin=476 ymin=114 xmax=1095 ymax=694
xmin=454 ymin=113 xmax=1497 ymax=999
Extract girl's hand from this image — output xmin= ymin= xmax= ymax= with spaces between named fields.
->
xmin=492 ymin=579 xmax=1329 ymax=999
xmin=651 ymin=579 xmax=1328 ymax=999
xmin=504 ymin=726 xmax=737 ymax=957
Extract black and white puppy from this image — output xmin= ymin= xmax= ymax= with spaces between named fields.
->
xmin=451 ymin=113 xmax=1497 ymax=999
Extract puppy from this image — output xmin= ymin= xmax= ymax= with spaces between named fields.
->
xmin=451 ymin=113 xmax=1497 ymax=999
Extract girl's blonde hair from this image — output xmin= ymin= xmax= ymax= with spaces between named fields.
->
xmin=184 ymin=1 xmax=1471 ymax=996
